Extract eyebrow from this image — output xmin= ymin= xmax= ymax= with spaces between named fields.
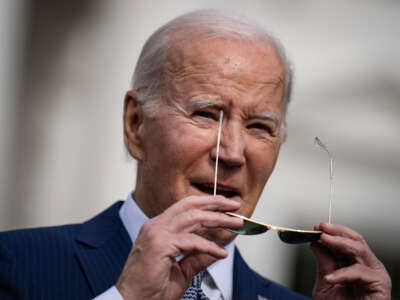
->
xmin=184 ymin=96 xmax=281 ymax=126
xmin=252 ymin=112 xmax=281 ymax=127
xmin=185 ymin=97 xmax=224 ymax=111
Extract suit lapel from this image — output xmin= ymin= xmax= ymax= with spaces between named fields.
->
xmin=232 ymin=247 xmax=272 ymax=300
xmin=74 ymin=201 xmax=133 ymax=296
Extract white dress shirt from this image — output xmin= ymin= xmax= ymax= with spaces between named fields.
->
xmin=94 ymin=193 xmax=234 ymax=300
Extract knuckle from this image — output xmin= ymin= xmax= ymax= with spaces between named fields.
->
xmin=353 ymin=262 xmax=363 ymax=271
xmin=193 ymin=209 xmax=207 ymax=223
xmin=375 ymin=259 xmax=385 ymax=269
xmin=384 ymin=272 xmax=392 ymax=289
xmin=351 ymin=242 xmax=364 ymax=256
xmin=179 ymin=233 xmax=191 ymax=245
xmin=181 ymin=196 xmax=200 ymax=209
xmin=193 ymin=210 xmax=219 ymax=227
xmin=140 ymin=220 xmax=157 ymax=238
xmin=354 ymin=232 xmax=364 ymax=242
xmin=183 ymin=208 xmax=204 ymax=226
xmin=186 ymin=209 xmax=199 ymax=221
xmin=214 ymin=195 xmax=224 ymax=201
xmin=140 ymin=220 xmax=152 ymax=233
xmin=357 ymin=242 xmax=369 ymax=256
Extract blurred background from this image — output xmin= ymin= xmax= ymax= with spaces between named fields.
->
xmin=1 ymin=0 xmax=399 ymax=297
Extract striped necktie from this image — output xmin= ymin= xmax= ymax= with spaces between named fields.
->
xmin=181 ymin=270 xmax=209 ymax=300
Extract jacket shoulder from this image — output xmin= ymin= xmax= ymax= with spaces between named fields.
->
xmin=0 ymin=201 xmax=124 ymax=299
xmin=0 ymin=224 xmax=81 ymax=262
xmin=0 ymin=224 xmax=90 ymax=299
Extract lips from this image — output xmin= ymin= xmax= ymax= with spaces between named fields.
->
xmin=192 ymin=182 xmax=241 ymax=198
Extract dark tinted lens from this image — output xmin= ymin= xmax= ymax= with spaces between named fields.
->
xmin=228 ymin=219 xmax=269 ymax=235
xmin=278 ymin=231 xmax=321 ymax=244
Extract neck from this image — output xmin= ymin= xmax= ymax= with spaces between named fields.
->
xmin=133 ymin=165 xmax=163 ymax=218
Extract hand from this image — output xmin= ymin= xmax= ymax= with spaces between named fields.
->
xmin=115 ymin=195 xmax=243 ymax=300
xmin=310 ymin=223 xmax=392 ymax=300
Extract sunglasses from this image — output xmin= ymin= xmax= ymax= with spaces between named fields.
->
xmin=214 ymin=111 xmax=333 ymax=244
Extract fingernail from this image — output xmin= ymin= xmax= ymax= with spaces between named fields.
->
xmin=323 ymin=222 xmax=334 ymax=229
xmin=325 ymin=274 xmax=334 ymax=281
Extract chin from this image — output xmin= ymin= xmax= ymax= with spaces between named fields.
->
xmin=196 ymin=227 xmax=238 ymax=248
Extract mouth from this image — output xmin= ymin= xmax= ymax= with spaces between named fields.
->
xmin=192 ymin=183 xmax=240 ymax=198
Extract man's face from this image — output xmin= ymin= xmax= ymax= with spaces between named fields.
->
xmin=129 ymin=37 xmax=285 ymax=246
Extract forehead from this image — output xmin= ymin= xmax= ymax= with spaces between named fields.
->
xmin=166 ymin=36 xmax=284 ymax=80
xmin=163 ymin=36 xmax=285 ymax=112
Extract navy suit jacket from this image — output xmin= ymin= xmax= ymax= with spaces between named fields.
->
xmin=0 ymin=201 xmax=309 ymax=300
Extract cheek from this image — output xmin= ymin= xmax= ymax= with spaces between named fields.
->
xmin=173 ymin=130 xmax=209 ymax=158
xmin=148 ymin=121 xmax=215 ymax=172
xmin=241 ymin=143 xmax=280 ymax=217
xmin=247 ymin=141 xmax=280 ymax=188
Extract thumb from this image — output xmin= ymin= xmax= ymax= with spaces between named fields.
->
xmin=179 ymin=253 xmax=219 ymax=282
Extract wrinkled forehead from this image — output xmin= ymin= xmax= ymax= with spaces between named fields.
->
xmin=161 ymin=36 xmax=285 ymax=111
xmin=163 ymin=35 xmax=285 ymax=87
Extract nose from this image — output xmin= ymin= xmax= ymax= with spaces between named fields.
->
xmin=210 ymin=121 xmax=245 ymax=168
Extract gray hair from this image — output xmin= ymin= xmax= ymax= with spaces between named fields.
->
xmin=131 ymin=9 xmax=293 ymax=130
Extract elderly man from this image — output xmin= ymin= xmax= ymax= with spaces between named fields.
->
xmin=0 ymin=9 xmax=391 ymax=300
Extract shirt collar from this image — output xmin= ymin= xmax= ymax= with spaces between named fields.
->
xmin=207 ymin=241 xmax=234 ymax=300
xmin=119 ymin=192 xmax=149 ymax=243
xmin=119 ymin=193 xmax=234 ymax=300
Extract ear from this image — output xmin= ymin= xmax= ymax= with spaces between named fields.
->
xmin=123 ymin=90 xmax=145 ymax=161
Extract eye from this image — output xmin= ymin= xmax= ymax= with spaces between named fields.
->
xmin=247 ymin=123 xmax=274 ymax=135
xmin=248 ymin=123 xmax=269 ymax=131
xmin=193 ymin=110 xmax=216 ymax=120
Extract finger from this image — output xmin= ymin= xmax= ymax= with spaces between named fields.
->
xmin=320 ymin=233 xmax=380 ymax=268
xmin=164 ymin=195 xmax=241 ymax=219
xmin=325 ymin=263 xmax=382 ymax=287
xmin=196 ymin=196 xmax=241 ymax=212
xmin=170 ymin=209 xmax=243 ymax=233
xmin=310 ymin=242 xmax=339 ymax=276
xmin=318 ymin=222 xmax=363 ymax=240
xmin=179 ymin=253 xmax=218 ymax=282
xmin=164 ymin=253 xmax=219 ymax=300
xmin=173 ymin=232 xmax=228 ymax=259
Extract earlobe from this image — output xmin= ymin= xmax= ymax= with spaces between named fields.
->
xmin=123 ymin=90 xmax=145 ymax=160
